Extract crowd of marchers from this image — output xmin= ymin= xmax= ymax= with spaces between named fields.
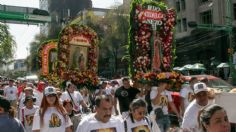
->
xmin=0 ymin=77 xmax=232 ymax=132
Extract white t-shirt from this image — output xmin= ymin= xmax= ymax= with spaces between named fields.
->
xmin=32 ymin=107 xmax=72 ymax=132
xmin=182 ymin=100 xmax=213 ymax=131
xmin=125 ymin=116 xmax=152 ymax=132
xmin=19 ymin=105 xmax=39 ymax=132
xmin=150 ymin=86 xmax=173 ymax=115
xmin=76 ymin=114 xmax=124 ymax=132
xmin=61 ymin=91 xmax=84 ymax=111
xmin=4 ymin=85 xmax=17 ymax=100
xmin=180 ymin=85 xmax=194 ymax=109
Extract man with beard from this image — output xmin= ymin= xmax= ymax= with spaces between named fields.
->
xmin=76 ymin=95 xmax=124 ymax=132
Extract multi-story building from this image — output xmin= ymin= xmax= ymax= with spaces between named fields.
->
xmin=168 ymin=0 xmax=236 ymax=69
xmin=39 ymin=0 xmax=49 ymax=36
xmin=39 ymin=0 xmax=92 ymax=38
xmin=0 ymin=59 xmax=27 ymax=72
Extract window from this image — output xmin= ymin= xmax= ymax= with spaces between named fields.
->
xmin=200 ymin=10 xmax=212 ymax=24
xmin=176 ymin=1 xmax=180 ymax=12
xmin=234 ymin=4 xmax=236 ymax=20
xmin=181 ymin=0 xmax=186 ymax=10
xmin=177 ymin=19 xmax=182 ymax=32
xmin=182 ymin=18 xmax=187 ymax=31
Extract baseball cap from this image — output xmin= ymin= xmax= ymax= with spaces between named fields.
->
xmin=44 ymin=86 xmax=57 ymax=96
xmin=66 ymin=81 xmax=72 ymax=87
xmin=193 ymin=82 xmax=208 ymax=94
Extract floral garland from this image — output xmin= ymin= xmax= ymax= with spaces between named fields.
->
xmin=130 ymin=0 xmax=176 ymax=73
xmin=129 ymin=0 xmax=178 ymax=87
xmin=58 ymin=24 xmax=99 ymax=90
xmin=134 ymin=71 xmax=184 ymax=90
xmin=38 ymin=40 xmax=57 ymax=68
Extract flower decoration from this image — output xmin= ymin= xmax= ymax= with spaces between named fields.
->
xmin=135 ymin=71 xmax=184 ymax=90
xmin=57 ymin=24 xmax=99 ymax=90
xmin=64 ymin=69 xmax=99 ymax=89
xmin=129 ymin=0 xmax=177 ymax=89
xmin=38 ymin=40 xmax=57 ymax=69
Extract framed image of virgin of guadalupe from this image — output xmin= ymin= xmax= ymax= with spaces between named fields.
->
xmin=69 ymin=35 xmax=90 ymax=71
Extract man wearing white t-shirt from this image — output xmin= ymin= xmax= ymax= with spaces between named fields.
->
xmin=76 ymin=95 xmax=124 ymax=132
xmin=150 ymin=81 xmax=180 ymax=132
xmin=61 ymin=82 xmax=88 ymax=113
xmin=180 ymin=77 xmax=198 ymax=115
xmin=182 ymin=82 xmax=212 ymax=132
xmin=4 ymin=79 xmax=18 ymax=108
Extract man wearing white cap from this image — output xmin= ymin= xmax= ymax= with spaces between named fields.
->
xmin=181 ymin=82 xmax=213 ymax=131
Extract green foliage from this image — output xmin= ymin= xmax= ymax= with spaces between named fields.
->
xmin=28 ymin=34 xmax=48 ymax=71
xmin=72 ymin=6 xmax=130 ymax=77
xmin=0 ymin=23 xmax=16 ymax=63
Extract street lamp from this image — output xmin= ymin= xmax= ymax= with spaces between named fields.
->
xmin=188 ymin=0 xmax=234 ymax=84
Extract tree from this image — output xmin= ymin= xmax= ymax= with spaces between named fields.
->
xmin=28 ymin=34 xmax=48 ymax=72
xmin=98 ymin=6 xmax=130 ymax=77
xmin=0 ymin=23 xmax=16 ymax=64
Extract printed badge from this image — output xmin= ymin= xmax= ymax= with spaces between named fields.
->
xmin=131 ymin=125 xmax=150 ymax=132
xmin=121 ymin=90 xmax=128 ymax=97
xmin=49 ymin=113 xmax=61 ymax=128
xmin=158 ymin=95 xmax=168 ymax=106
xmin=25 ymin=114 xmax=34 ymax=126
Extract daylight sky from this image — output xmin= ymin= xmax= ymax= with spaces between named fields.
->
xmin=0 ymin=0 xmax=123 ymax=59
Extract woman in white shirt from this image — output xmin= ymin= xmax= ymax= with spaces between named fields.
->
xmin=32 ymin=86 xmax=72 ymax=132
xmin=124 ymin=98 xmax=152 ymax=132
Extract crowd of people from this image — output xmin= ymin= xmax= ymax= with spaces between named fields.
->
xmin=0 ymin=77 xmax=232 ymax=132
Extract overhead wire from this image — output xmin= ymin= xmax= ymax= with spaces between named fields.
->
xmin=177 ymin=31 xmax=228 ymax=48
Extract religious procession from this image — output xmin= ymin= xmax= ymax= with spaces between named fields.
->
xmin=0 ymin=0 xmax=236 ymax=132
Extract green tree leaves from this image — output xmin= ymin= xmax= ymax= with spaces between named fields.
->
xmin=0 ymin=23 xmax=16 ymax=64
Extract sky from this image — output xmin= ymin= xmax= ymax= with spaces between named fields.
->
xmin=0 ymin=0 xmax=123 ymax=59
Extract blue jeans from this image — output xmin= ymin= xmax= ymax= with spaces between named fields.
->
xmin=156 ymin=116 xmax=170 ymax=132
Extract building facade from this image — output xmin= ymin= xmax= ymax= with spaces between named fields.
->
xmin=167 ymin=0 xmax=236 ymax=71
xmin=39 ymin=0 xmax=92 ymax=38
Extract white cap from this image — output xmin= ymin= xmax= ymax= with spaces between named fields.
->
xmin=44 ymin=86 xmax=57 ymax=96
xmin=193 ymin=82 xmax=208 ymax=94
xmin=66 ymin=81 xmax=72 ymax=87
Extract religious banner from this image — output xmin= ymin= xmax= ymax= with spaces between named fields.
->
xmin=129 ymin=0 xmax=183 ymax=88
xmin=38 ymin=40 xmax=57 ymax=76
xmin=58 ymin=24 xmax=99 ymax=89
